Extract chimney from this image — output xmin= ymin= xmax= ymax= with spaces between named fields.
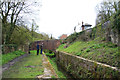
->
xmin=82 ymin=21 xmax=83 ymax=25
xmin=82 ymin=21 xmax=84 ymax=31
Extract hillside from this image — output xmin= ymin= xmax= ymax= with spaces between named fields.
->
xmin=57 ymin=30 xmax=120 ymax=69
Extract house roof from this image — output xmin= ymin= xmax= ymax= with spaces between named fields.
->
xmin=84 ymin=23 xmax=92 ymax=26
xmin=60 ymin=34 xmax=67 ymax=39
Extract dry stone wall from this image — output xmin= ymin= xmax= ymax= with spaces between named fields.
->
xmin=56 ymin=51 xmax=120 ymax=78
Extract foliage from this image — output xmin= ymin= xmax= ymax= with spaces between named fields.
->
xmin=0 ymin=1 xmax=50 ymax=51
xmin=2 ymin=50 xmax=25 ymax=65
xmin=2 ymin=50 xmax=44 ymax=78
xmin=84 ymin=48 xmax=91 ymax=52
xmin=2 ymin=24 xmax=50 ymax=54
xmin=96 ymin=0 xmax=120 ymax=31
xmin=111 ymin=3 xmax=120 ymax=32
xmin=90 ymin=27 xmax=97 ymax=39
xmin=8 ymin=26 xmax=49 ymax=46
xmin=45 ymin=52 xmax=55 ymax=58
xmin=2 ymin=44 xmax=18 ymax=51
xmin=96 ymin=0 xmax=119 ymax=25
xmin=0 ymin=1 xmax=41 ymax=44
xmin=57 ymin=44 xmax=66 ymax=51
xmin=65 ymin=33 xmax=78 ymax=43
xmin=47 ymin=57 xmax=66 ymax=78
xmin=65 ymin=31 xmax=86 ymax=43
xmin=10 ymin=27 xmax=31 ymax=46
xmin=75 ymin=52 xmax=82 ymax=56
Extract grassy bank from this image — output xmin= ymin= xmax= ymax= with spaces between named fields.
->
xmin=2 ymin=50 xmax=26 ymax=65
xmin=2 ymin=50 xmax=44 ymax=78
xmin=57 ymin=40 xmax=120 ymax=68
xmin=45 ymin=52 xmax=66 ymax=78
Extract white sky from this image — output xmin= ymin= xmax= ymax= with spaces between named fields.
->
xmin=35 ymin=0 xmax=103 ymax=39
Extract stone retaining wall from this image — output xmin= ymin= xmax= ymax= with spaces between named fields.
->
xmin=2 ymin=44 xmax=29 ymax=54
xmin=56 ymin=51 xmax=120 ymax=78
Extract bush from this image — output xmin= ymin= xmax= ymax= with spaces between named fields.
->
xmin=45 ymin=52 xmax=55 ymax=58
xmin=75 ymin=52 xmax=82 ymax=56
xmin=85 ymin=48 xmax=91 ymax=52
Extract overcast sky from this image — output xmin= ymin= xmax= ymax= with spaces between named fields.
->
xmin=34 ymin=0 xmax=103 ymax=39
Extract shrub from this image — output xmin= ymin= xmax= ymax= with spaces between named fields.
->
xmin=45 ymin=52 xmax=55 ymax=58
xmin=85 ymin=48 xmax=91 ymax=52
xmin=75 ymin=52 xmax=82 ymax=56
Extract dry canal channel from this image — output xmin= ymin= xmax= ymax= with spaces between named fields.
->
xmin=2 ymin=50 xmax=75 ymax=80
xmin=3 ymin=50 xmax=119 ymax=79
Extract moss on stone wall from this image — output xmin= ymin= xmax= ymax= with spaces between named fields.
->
xmin=56 ymin=51 xmax=120 ymax=78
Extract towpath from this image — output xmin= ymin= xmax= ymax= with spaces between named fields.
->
xmin=37 ymin=53 xmax=58 ymax=79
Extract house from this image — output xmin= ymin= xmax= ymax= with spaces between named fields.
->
xmin=59 ymin=34 xmax=67 ymax=39
xmin=81 ymin=22 xmax=92 ymax=31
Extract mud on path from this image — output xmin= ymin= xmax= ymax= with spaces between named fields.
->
xmin=2 ymin=53 xmax=28 ymax=72
xmin=37 ymin=54 xmax=58 ymax=79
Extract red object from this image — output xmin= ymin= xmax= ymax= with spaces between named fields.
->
xmin=60 ymin=34 xmax=67 ymax=39
xmin=82 ymin=25 xmax=84 ymax=31
xmin=81 ymin=21 xmax=84 ymax=31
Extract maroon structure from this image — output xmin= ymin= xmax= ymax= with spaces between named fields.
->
xmin=30 ymin=39 xmax=61 ymax=51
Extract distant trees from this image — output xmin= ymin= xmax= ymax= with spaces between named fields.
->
xmin=31 ymin=19 xmax=39 ymax=41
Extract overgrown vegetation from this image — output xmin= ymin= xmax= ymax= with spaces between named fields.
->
xmin=45 ymin=52 xmax=55 ymax=58
xmin=44 ymin=50 xmax=55 ymax=58
xmin=47 ymin=57 xmax=66 ymax=78
xmin=2 ymin=50 xmax=44 ymax=78
xmin=2 ymin=50 xmax=25 ymax=65
xmin=45 ymin=51 xmax=66 ymax=78
xmin=57 ymin=40 xmax=120 ymax=68
xmin=96 ymin=1 xmax=120 ymax=27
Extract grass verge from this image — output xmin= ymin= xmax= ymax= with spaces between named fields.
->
xmin=46 ymin=55 xmax=66 ymax=78
xmin=2 ymin=50 xmax=26 ymax=65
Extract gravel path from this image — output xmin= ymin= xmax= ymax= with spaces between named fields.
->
xmin=2 ymin=53 xmax=28 ymax=72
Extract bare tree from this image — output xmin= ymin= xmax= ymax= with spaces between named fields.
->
xmin=0 ymin=1 xmax=41 ymax=44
